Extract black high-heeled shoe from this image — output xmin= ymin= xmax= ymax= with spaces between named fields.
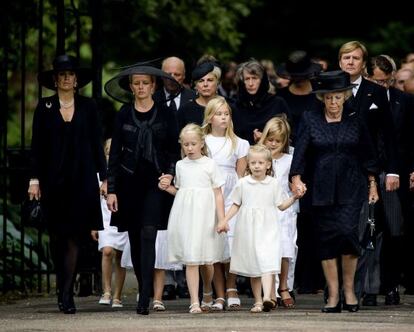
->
xmin=62 ymin=292 xmax=76 ymax=314
xmin=321 ymin=300 xmax=342 ymax=313
xmin=343 ymin=302 xmax=359 ymax=312
xmin=57 ymin=292 xmax=64 ymax=312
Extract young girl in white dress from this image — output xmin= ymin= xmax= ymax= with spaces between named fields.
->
xmin=98 ymin=139 xmax=129 ymax=307
xmin=202 ymin=96 xmax=249 ymax=310
xmin=259 ymin=116 xmax=298 ymax=309
xmin=159 ymin=123 xmax=227 ymax=314
xmin=217 ymin=145 xmax=303 ymax=313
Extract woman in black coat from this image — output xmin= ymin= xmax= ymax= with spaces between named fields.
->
xmin=104 ymin=65 xmax=180 ymax=315
xmin=290 ymin=71 xmax=379 ymax=313
xmin=28 ymin=55 xmax=107 ymax=314
xmin=231 ymin=59 xmax=290 ymax=145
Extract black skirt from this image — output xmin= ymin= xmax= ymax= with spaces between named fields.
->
xmin=313 ymin=202 xmax=363 ymax=260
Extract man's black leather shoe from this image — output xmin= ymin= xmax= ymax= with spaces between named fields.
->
xmin=362 ymin=293 xmax=377 ymax=306
xmin=385 ymin=289 xmax=400 ymax=305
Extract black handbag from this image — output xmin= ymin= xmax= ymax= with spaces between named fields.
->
xmin=22 ymin=199 xmax=45 ymax=229
xmin=361 ymin=202 xmax=376 ymax=251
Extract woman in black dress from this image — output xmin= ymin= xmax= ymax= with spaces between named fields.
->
xmin=104 ymin=65 xmax=180 ymax=315
xmin=28 ymin=55 xmax=107 ymax=314
xmin=290 ymin=71 xmax=379 ymax=312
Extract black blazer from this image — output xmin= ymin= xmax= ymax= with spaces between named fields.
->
xmin=107 ymin=103 xmax=180 ymax=194
xmin=30 ymin=94 xmax=107 ymax=230
xmin=388 ymin=87 xmax=414 ymax=174
xmin=348 ymin=77 xmax=398 ymax=174
xmin=290 ymin=107 xmax=378 ymax=206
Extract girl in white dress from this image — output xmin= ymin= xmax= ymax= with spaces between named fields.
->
xmin=259 ymin=116 xmax=298 ymax=309
xmin=202 ymin=96 xmax=249 ymax=311
xmin=98 ymin=139 xmax=129 ymax=308
xmin=159 ymin=123 xmax=226 ymax=314
xmin=217 ymin=145 xmax=303 ymax=313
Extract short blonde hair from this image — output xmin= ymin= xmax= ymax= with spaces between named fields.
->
xmin=179 ymin=123 xmax=208 ymax=158
xmin=258 ymin=116 xmax=291 ymax=154
xmin=338 ymin=41 xmax=368 ymax=62
xmin=202 ymin=96 xmax=237 ymax=155
xmin=246 ymin=144 xmax=273 ymax=176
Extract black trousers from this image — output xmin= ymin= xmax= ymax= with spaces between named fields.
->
xmin=128 ymin=226 xmax=158 ymax=308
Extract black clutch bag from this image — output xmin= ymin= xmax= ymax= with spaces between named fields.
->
xmin=22 ymin=199 xmax=45 ymax=229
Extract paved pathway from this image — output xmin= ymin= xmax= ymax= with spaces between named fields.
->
xmin=1 ymin=291 xmax=414 ymax=331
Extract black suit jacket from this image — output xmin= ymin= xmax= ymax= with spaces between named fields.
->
xmin=389 ymin=87 xmax=414 ymax=174
xmin=153 ymin=87 xmax=196 ymax=111
xmin=348 ymin=77 xmax=398 ymax=174
xmin=290 ymin=107 xmax=378 ymax=206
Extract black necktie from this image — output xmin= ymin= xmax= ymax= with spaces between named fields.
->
xmin=169 ymin=99 xmax=177 ymax=111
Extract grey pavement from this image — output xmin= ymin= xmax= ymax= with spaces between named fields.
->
xmin=1 ymin=272 xmax=414 ymax=332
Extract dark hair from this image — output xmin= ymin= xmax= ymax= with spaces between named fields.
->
xmin=367 ymin=55 xmax=396 ymax=76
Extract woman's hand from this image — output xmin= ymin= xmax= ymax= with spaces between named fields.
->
xmin=291 ymin=175 xmax=306 ymax=198
xmin=158 ymin=173 xmax=173 ymax=190
xmin=253 ymin=129 xmax=262 ymax=143
xmin=106 ymin=194 xmax=118 ymax=212
xmin=28 ymin=179 xmax=41 ymax=200
xmin=410 ymin=172 xmax=414 ymax=191
xmin=91 ymin=230 xmax=99 ymax=241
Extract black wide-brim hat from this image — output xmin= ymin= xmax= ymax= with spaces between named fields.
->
xmin=277 ymin=50 xmax=322 ymax=79
xmin=311 ymin=70 xmax=357 ymax=94
xmin=37 ymin=54 xmax=93 ymax=90
xmin=104 ymin=65 xmax=180 ymax=104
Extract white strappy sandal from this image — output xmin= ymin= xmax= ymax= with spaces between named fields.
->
xmin=201 ymin=291 xmax=214 ymax=311
xmin=226 ymin=288 xmax=241 ymax=310
xmin=211 ymin=297 xmax=225 ymax=311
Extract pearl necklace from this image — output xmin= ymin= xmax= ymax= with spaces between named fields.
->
xmin=59 ymin=99 xmax=74 ymax=109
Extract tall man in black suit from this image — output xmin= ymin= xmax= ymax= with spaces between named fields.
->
xmin=153 ymin=56 xmax=195 ymax=300
xmin=338 ymin=41 xmax=399 ymax=305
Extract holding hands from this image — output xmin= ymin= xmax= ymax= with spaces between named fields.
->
xmin=291 ymin=175 xmax=307 ymax=199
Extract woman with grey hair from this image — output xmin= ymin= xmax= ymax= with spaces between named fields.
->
xmin=231 ymin=59 xmax=290 ymax=145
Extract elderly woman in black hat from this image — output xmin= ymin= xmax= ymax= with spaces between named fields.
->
xmin=104 ymin=65 xmax=180 ymax=315
xmin=28 ymin=54 xmax=107 ymax=314
xmin=176 ymin=61 xmax=221 ymax=131
xmin=231 ymin=59 xmax=290 ymax=145
xmin=289 ymin=70 xmax=379 ymax=313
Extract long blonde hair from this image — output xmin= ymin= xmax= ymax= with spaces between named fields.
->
xmin=202 ymin=96 xmax=238 ymax=155
xmin=258 ymin=115 xmax=291 ymax=154
xmin=246 ymin=144 xmax=273 ymax=177
xmin=179 ymin=123 xmax=208 ymax=158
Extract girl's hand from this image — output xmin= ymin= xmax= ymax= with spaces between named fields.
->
xmin=106 ymin=194 xmax=118 ymax=212
xmin=216 ymin=220 xmax=229 ymax=234
xmin=369 ymin=182 xmax=379 ymax=203
xmin=291 ymin=176 xmax=306 ymax=198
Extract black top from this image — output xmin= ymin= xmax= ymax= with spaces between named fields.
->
xmin=290 ymin=106 xmax=378 ymax=206
xmin=30 ymin=94 xmax=107 ymax=232
xmin=176 ymin=99 xmax=205 ymax=131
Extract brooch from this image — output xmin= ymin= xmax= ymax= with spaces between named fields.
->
xmin=45 ymin=102 xmax=52 ymax=109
